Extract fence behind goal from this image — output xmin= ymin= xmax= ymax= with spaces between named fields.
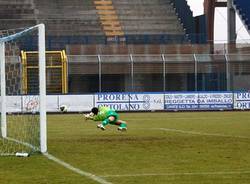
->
xmin=67 ymin=54 xmax=250 ymax=93
xmin=0 ymin=24 xmax=46 ymax=156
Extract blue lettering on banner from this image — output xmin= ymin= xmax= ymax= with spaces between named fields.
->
xmin=235 ymin=102 xmax=250 ymax=109
xmin=98 ymin=94 xmax=129 ymax=101
xmin=234 ymin=92 xmax=250 ymax=109
xmin=97 ymin=103 xmax=141 ymax=111
xmin=164 ymin=92 xmax=233 ymax=110
xmin=96 ymin=93 xmax=153 ymax=111
xmin=236 ymin=93 xmax=250 ymax=100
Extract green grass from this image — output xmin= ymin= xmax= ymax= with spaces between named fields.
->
xmin=1 ymin=111 xmax=250 ymax=184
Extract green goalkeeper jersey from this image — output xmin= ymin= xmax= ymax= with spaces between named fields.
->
xmin=92 ymin=106 xmax=119 ymax=122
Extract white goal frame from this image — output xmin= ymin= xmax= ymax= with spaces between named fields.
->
xmin=0 ymin=24 xmax=47 ymax=153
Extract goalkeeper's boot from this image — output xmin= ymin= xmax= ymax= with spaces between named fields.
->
xmin=97 ymin=124 xmax=106 ymax=130
xmin=118 ymin=127 xmax=127 ymax=132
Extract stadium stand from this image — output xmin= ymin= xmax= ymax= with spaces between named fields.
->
xmin=1 ymin=0 xmax=250 ymax=93
xmin=34 ymin=0 xmax=104 ymax=36
xmin=170 ymin=0 xmax=195 ymax=41
xmin=112 ymin=0 xmax=191 ymax=44
xmin=113 ymin=0 xmax=184 ymax=35
xmin=233 ymin=0 xmax=250 ymax=32
xmin=0 ymin=0 xmax=36 ymax=30
xmin=0 ymin=0 xmax=196 ymax=47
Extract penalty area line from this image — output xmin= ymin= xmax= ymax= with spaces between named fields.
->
xmin=43 ymin=153 xmax=112 ymax=184
xmin=101 ymin=170 xmax=250 ymax=178
xmin=154 ymin=128 xmax=250 ymax=139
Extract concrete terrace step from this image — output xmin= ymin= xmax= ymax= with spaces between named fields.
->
xmin=0 ymin=0 xmax=33 ymax=5
xmin=0 ymin=19 xmax=36 ymax=23
xmin=40 ymin=19 xmax=101 ymax=24
xmin=116 ymin=9 xmax=175 ymax=15
xmin=34 ymin=1 xmax=94 ymax=7
xmin=0 ymin=9 xmax=34 ymax=15
xmin=36 ymin=9 xmax=98 ymax=14
xmin=36 ymin=13 xmax=99 ymax=20
xmin=0 ymin=20 xmax=37 ymax=29
xmin=117 ymin=16 xmax=179 ymax=21
xmin=117 ymin=13 xmax=178 ymax=20
xmin=46 ymin=26 xmax=103 ymax=32
xmin=44 ymin=21 xmax=101 ymax=26
xmin=48 ymin=30 xmax=104 ymax=36
xmin=121 ymin=22 xmax=183 ymax=28
xmin=111 ymin=0 xmax=185 ymax=36
xmin=124 ymin=30 xmax=184 ymax=35
xmin=36 ymin=5 xmax=96 ymax=10
xmin=0 ymin=14 xmax=35 ymax=19
xmin=0 ymin=4 xmax=33 ymax=9
xmin=122 ymin=25 xmax=184 ymax=31
xmin=114 ymin=5 xmax=174 ymax=10
xmin=113 ymin=0 xmax=172 ymax=4
xmin=119 ymin=19 xmax=180 ymax=25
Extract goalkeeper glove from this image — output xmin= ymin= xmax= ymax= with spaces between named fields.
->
xmin=84 ymin=113 xmax=94 ymax=120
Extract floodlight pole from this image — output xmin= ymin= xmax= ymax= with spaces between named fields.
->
xmin=193 ymin=54 xmax=198 ymax=91
xmin=225 ymin=54 xmax=230 ymax=91
xmin=130 ymin=54 xmax=134 ymax=92
xmin=98 ymin=55 xmax=102 ymax=92
xmin=161 ymin=54 xmax=166 ymax=92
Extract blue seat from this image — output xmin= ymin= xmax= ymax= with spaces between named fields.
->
xmin=234 ymin=0 xmax=250 ymax=29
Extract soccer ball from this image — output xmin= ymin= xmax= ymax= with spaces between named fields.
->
xmin=59 ymin=105 xmax=68 ymax=113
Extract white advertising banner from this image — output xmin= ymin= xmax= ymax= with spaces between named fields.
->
xmin=234 ymin=92 xmax=250 ymax=109
xmin=94 ymin=93 xmax=164 ymax=111
xmin=197 ymin=92 xmax=233 ymax=110
xmin=1 ymin=92 xmax=246 ymax=112
xmin=46 ymin=95 xmax=59 ymax=112
xmin=59 ymin=95 xmax=93 ymax=112
xmin=164 ymin=93 xmax=199 ymax=110
xmin=164 ymin=92 xmax=233 ymax=110
xmin=6 ymin=96 xmax=22 ymax=112
xmin=22 ymin=95 xmax=40 ymax=112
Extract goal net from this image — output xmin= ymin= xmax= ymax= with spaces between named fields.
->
xmin=0 ymin=24 xmax=46 ymax=156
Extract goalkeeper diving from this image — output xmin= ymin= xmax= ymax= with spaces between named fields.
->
xmin=84 ymin=106 xmax=127 ymax=131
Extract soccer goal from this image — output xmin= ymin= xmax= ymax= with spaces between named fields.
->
xmin=0 ymin=24 xmax=47 ymax=156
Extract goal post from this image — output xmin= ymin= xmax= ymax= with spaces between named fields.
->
xmin=0 ymin=42 xmax=6 ymax=139
xmin=38 ymin=24 xmax=47 ymax=153
xmin=0 ymin=24 xmax=47 ymax=156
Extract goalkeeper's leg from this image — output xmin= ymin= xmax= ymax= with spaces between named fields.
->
xmin=115 ymin=120 xmax=127 ymax=131
xmin=97 ymin=116 xmax=114 ymax=130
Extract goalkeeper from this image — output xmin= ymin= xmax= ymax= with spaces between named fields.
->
xmin=84 ymin=106 xmax=127 ymax=131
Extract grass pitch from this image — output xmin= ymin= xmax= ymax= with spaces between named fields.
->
xmin=1 ymin=111 xmax=250 ymax=184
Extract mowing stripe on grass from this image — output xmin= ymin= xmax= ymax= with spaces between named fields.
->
xmin=155 ymin=128 xmax=250 ymax=139
xmin=44 ymin=153 xmax=112 ymax=184
xmin=101 ymin=170 xmax=250 ymax=178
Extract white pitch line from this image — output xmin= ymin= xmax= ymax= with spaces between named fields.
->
xmin=6 ymin=136 xmax=40 ymax=151
xmin=101 ymin=170 xmax=250 ymax=178
xmin=125 ymin=116 xmax=239 ymax=121
xmin=44 ymin=153 xmax=112 ymax=184
xmin=155 ymin=128 xmax=250 ymax=139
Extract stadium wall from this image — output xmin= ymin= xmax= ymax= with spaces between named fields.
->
xmin=4 ymin=92 xmax=250 ymax=113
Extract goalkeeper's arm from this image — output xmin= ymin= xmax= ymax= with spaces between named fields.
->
xmin=84 ymin=112 xmax=94 ymax=120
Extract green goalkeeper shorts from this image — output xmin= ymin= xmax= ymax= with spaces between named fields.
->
xmin=106 ymin=110 xmax=119 ymax=124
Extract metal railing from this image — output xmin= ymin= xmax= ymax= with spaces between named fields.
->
xmin=66 ymin=53 xmax=250 ymax=93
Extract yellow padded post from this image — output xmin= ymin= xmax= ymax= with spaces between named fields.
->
xmin=21 ymin=50 xmax=68 ymax=94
